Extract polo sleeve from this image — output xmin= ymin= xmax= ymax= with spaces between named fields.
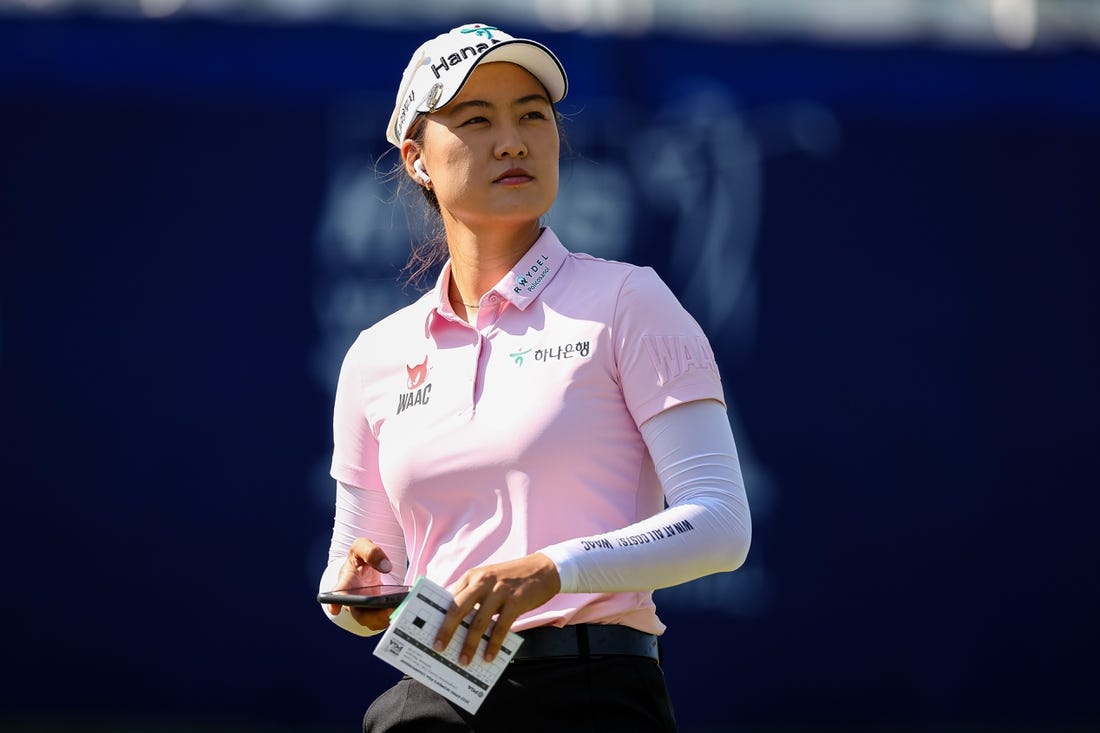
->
xmin=612 ymin=266 xmax=726 ymax=427
xmin=330 ymin=335 xmax=384 ymax=491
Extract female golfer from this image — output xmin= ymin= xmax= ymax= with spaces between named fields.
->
xmin=319 ymin=22 xmax=752 ymax=732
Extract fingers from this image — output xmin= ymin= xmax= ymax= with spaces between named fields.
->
xmin=433 ymin=578 xmax=472 ymax=660
xmin=455 ymin=590 xmax=501 ymax=666
xmin=347 ymin=537 xmax=393 ymax=576
xmin=432 ymin=578 xmax=521 ymax=665
xmin=327 ymin=601 xmax=392 ymax=630
xmin=437 ymin=590 xmax=519 ymax=666
xmin=332 ymin=539 xmax=395 ymax=596
xmin=348 ymin=606 xmax=395 ymax=631
xmin=326 ymin=537 xmax=396 ymax=618
xmin=482 ymin=607 xmax=521 ymax=663
xmin=431 ymin=554 xmax=562 ymax=665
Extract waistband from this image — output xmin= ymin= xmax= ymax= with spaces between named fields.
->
xmin=513 ymin=624 xmax=660 ymax=662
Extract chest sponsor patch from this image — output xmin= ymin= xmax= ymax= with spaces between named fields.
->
xmin=509 ymin=340 xmax=592 ymax=366
xmin=398 ymin=356 xmax=432 ymax=414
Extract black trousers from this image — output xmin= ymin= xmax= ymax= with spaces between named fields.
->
xmin=362 ymin=655 xmax=678 ymax=732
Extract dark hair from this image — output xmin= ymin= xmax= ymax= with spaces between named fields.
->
xmin=396 ymin=105 xmax=571 ymax=288
xmin=399 ymin=114 xmax=447 ymax=288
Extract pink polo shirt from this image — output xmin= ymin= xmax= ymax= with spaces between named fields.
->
xmin=330 ymin=228 xmax=725 ymax=634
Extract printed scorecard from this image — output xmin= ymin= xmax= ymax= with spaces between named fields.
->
xmin=373 ymin=575 xmax=523 ymax=714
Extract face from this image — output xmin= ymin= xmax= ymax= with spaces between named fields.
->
xmin=404 ymin=62 xmax=560 ymax=230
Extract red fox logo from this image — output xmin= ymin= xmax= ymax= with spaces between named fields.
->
xmin=407 ymin=357 xmax=428 ymax=390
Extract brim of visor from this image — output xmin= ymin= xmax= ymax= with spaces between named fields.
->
xmin=387 ymin=39 xmax=568 ymax=147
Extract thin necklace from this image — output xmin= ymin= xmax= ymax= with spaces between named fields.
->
xmin=450 ymin=289 xmax=481 ymax=309
xmin=449 ymin=280 xmax=482 ymax=309
xmin=451 ymin=295 xmax=480 ymax=309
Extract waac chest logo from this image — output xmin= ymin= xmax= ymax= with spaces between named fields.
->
xmin=397 ymin=357 xmax=432 ymax=414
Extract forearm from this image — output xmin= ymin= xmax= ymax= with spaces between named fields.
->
xmin=319 ymin=481 xmax=408 ymax=636
xmin=540 ymin=400 xmax=751 ymax=593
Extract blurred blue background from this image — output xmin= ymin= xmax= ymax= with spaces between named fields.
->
xmin=1 ymin=1 xmax=1098 ymax=732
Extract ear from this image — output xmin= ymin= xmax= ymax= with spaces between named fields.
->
xmin=401 ymin=142 xmax=424 ymax=185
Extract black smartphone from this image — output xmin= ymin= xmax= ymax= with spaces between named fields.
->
xmin=317 ymin=584 xmax=411 ymax=609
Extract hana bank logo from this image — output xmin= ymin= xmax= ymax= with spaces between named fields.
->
xmin=430 ymin=26 xmax=503 ymax=82
xmin=460 ymin=24 xmax=498 ymax=40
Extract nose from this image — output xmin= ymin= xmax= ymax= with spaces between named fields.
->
xmin=494 ymin=120 xmax=528 ymax=159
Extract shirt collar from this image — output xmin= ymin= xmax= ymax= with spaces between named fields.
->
xmin=422 ymin=227 xmax=568 ymax=333
xmin=502 ymin=228 xmax=568 ymax=309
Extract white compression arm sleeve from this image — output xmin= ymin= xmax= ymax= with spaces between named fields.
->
xmin=318 ymin=481 xmax=408 ymax=636
xmin=540 ymin=399 xmax=751 ymax=593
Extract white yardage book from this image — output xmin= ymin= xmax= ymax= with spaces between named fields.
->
xmin=373 ymin=575 xmax=524 ymax=714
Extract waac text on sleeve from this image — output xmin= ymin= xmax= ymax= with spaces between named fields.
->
xmin=641 ymin=335 xmax=718 ymax=385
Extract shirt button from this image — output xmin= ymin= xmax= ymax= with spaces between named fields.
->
xmin=488 ymin=294 xmax=500 ymax=303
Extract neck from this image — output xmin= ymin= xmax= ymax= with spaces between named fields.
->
xmin=443 ymin=217 xmax=542 ymax=308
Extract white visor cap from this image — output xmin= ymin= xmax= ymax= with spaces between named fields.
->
xmin=386 ymin=23 xmax=568 ymax=148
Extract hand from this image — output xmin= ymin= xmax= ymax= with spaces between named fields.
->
xmin=434 ymin=552 xmax=561 ymax=666
xmin=328 ymin=537 xmax=396 ymax=631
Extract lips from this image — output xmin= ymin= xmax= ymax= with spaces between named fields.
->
xmin=493 ymin=167 xmax=533 ymax=184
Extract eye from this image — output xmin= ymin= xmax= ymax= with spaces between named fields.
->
xmin=460 ymin=116 xmax=489 ymax=126
xmin=522 ymin=110 xmax=548 ymax=120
